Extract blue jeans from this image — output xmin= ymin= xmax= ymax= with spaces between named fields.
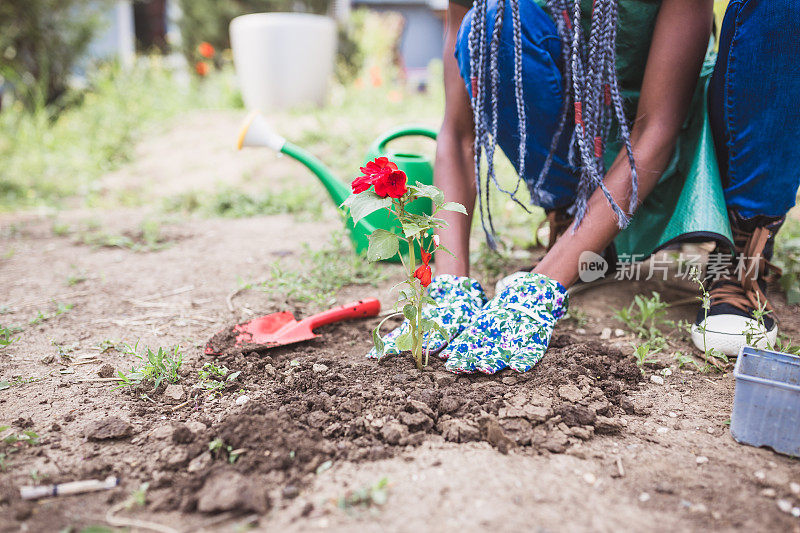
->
xmin=710 ymin=0 xmax=800 ymax=218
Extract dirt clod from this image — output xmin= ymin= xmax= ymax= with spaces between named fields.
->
xmin=196 ymin=469 xmax=270 ymax=513
xmin=84 ymin=417 xmax=134 ymax=441
xmin=97 ymin=364 xmax=115 ymax=378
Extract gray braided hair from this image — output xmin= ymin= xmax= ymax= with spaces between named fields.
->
xmin=469 ymin=0 xmax=638 ymax=245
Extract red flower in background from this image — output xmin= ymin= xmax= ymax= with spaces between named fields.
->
xmin=198 ymin=41 xmax=215 ymax=59
xmin=195 ymin=61 xmax=209 ymax=76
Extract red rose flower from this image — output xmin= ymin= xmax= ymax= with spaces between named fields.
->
xmin=373 ymin=170 xmax=408 ymax=199
xmin=198 ymin=42 xmax=215 ymax=59
xmin=195 ymin=61 xmax=209 ymax=76
xmin=414 ymin=264 xmax=432 ymax=287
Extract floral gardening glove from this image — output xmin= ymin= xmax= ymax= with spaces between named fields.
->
xmin=367 ymin=274 xmax=488 ymax=359
xmin=442 ymin=272 xmax=568 ymax=374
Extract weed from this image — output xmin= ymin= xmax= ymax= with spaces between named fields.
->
xmin=673 ymin=351 xmax=694 ymax=369
xmin=195 ymin=362 xmax=240 ymax=395
xmin=0 ymin=426 xmax=40 ymax=470
xmin=116 ymin=342 xmax=182 ymax=390
xmin=126 ymin=483 xmax=150 ymax=509
xmin=66 ymin=272 xmax=88 ymax=286
xmin=743 ymin=297 xmax=800 ymax=356
xmin=0 ymin=324 xmax=22 ymax=348
xmin=95 ymin=339 xmax=121 ymax=354
xmin=632 ymin=340 xmax=662 ymax=368
xmin=336 ymin=477 xmax=389 ymax=510
xmin=52 ymin=340 xmax=79 ymax=360
xmin=260 ymin=232 xmax=385 ymax=308
xmin=29 ymin=301 xmax=74 ymax=325
xmin=208 ymin=437 xmax=242 ymax=464
xmin=563 ymin=306 xmax=589 ymax=328
xmin=689 ymin=268 xmax=727 ymax=366
xmin=614 ymin=292 xmax=669 ymax=342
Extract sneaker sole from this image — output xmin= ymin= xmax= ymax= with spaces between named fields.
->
xmin=690 ymin=322 xmax=778 ymax=358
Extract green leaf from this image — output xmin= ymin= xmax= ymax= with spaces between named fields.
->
xmin=0 ymin=381 xmax=9 ymax=391
xmin=411 ymin=184 xmax=445 ymax=207
xmin=395 ymin=330 xmax=413 ymax=351
xmin=367 ymin=230 xmax=400 ymax=262
xmin=421 ymin=295 xmax=438 ymax=307
xmin=342 ymin=191 xmax=392 ymax=224
xmin=402 ymin=222 xmax=427 ymax=238
xmin=440 ymin=201 xmax=467 ymax=215
xmin=372 ymin=326 xmax=385 ymax=357
xmin=402 ymin=304 xmax=417 ymax=322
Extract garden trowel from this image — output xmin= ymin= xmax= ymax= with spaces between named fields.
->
xmin=205 ymin=299 xmax=381 ymax=355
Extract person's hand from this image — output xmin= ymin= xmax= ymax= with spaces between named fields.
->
xmin=442 ymin=272 xmax=568 ymax=373
xmin=368 ymin=275 xmax=487 ymax=358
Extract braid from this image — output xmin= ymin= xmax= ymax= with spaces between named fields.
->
xmin=468 ymin=0 xmax=638 ymax=244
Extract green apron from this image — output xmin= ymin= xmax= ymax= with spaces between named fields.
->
xmin=538 ymin=0 xmax=733 ymax=258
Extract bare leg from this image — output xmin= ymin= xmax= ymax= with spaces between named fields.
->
xmin=434 ymin=3 xmax=475 ymax=277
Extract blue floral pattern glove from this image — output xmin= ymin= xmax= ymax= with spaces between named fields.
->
xmin=442 ymin=272 xmax=568 ymax=374
xmin=367 ymin=274 xmax=488 ymax=359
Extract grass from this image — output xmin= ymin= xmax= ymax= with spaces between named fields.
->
xmin=116 ymin=342 xmax=182 ymax=390
xmin=29 ymin=301 xmax=74 ymax=326
xmin=76 ymin=219 xmax=170 ymax=252
xmin=0 ymin=60 xmax=242 ymax=210
xmin=257 ymin=231 xmax=386 ymax=309
xmin=164 ymin=186 xmax=323 ymax=220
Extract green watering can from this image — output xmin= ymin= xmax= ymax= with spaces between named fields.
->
xmin=238 ymin=112 xmax=437 ymax=261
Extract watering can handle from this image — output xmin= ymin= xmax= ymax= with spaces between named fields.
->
xmin=370 ymin=125 xmax=438 ymax=157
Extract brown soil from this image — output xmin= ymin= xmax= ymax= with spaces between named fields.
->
xmin=2 ymin=111 xmax=800 ymax=533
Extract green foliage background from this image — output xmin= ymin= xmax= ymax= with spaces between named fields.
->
xmin=0 ymin=0 xmax=114 ymax=110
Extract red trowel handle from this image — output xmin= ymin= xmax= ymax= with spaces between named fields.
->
xmin=302 ymin=299 xmax=381 ymax=330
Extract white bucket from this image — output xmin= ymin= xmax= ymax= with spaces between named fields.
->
xmin=230 ymin=13 xmax=336 ymax=111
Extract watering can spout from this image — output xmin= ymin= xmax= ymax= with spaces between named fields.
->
xmin=237 ymin=111 xmax=352 ymax=206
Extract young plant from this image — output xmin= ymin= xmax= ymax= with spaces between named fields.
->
xmin=195 ymin=362 xmax=240 ymax=396
xmin=0 ymin=324 xmax=22 ymax=348
xmin=342 ymin=158 xmax=465 ymax=369
xmin=690 ymin=268 xmax=727 ymax=366
xmin=116 ymin=342 xmax=183 ymax=390
xmin=614 ymin=292 xmax=669 ymax=342
xmin=631 ymin=340 xmax=662 ymax=368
